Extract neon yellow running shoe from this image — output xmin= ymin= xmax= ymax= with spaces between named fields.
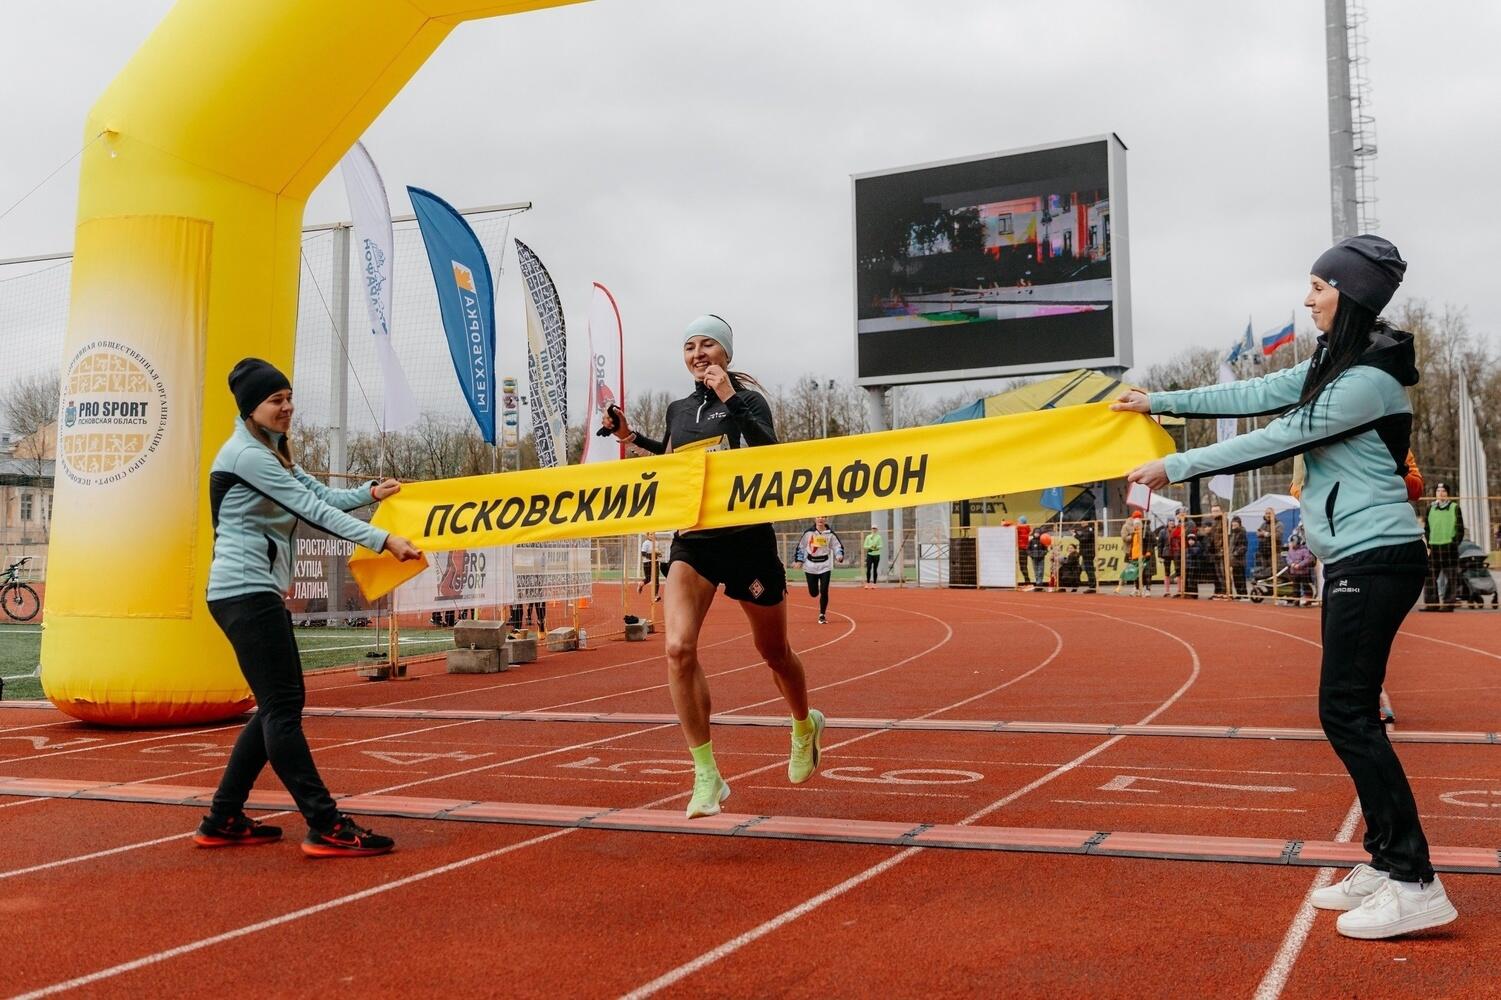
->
xmin=788 ymin=708 xmax=825 ymax=784
xmin=685 ymin=770 xmax=730 ymax=818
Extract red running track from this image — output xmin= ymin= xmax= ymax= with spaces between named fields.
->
xmin=2 ymin=589 xmax=1499 ymax=998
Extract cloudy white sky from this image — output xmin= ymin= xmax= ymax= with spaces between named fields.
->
xmin=2 ymin=0 xmax=1497 ymax=412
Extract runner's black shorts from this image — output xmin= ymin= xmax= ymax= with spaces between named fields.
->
xmin=669 ymin=524 xmax=786 ymax=607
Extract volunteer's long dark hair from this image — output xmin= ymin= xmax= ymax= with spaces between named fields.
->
xmin=1291 ymin=292 xmax=1378 ymax=427
xmin=244 ymin=417 xmax=294 ymax=470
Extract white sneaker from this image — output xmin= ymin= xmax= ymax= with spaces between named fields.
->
xmin=1336 ymin=876 xmax=1458 ymax=940
xmin=1311 ymin=863 xmax=1389 ymax=911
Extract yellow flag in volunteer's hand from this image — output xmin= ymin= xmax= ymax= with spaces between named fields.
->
xmin=349 ymin=403 xmax=1174 ymax=600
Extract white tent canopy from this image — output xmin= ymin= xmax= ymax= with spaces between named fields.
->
xmin=1144 ymin=492 xmax=1183 ymax=527
xmin=1233 ymin=493 xmax=1300 ymax=531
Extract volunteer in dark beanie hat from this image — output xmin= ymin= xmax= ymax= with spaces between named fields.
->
xmin=195 ymin=357 xmax=422 ymax=858
xmin=1310 ymin=234 xmax=1407 ymax=314
xmin=1113 ymin=235 xmax=1461 ymax=940
xmin=229 ymin=357 xmax=291 ymax=418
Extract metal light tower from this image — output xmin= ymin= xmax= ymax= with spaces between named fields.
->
xmin=1325 ymin=0 xmax=1379 ymax=239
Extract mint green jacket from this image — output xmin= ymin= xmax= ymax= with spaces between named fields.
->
xmin=207 ymin=421 xmax=387 ymax=601
xmin=1150 ymin=328 xmax=1421 ymax=565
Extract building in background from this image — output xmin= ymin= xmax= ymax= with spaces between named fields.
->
xmin=0 ymin=421 xmax=55 ymax=576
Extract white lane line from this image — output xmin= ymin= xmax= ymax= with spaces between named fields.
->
xmin=295 ymin=636 xmax=451 ymax=655
xmin=6 ymin=600 xmax=928 ymax=996
xmin=1250 ymin=604 xmax=1501 ymax=662
xmin=525 ymin=616 xmax=858 ymax=713
xmin=343 ymin=630 xmax=754 ymax=704
xmin=0 ymin=725 xmax=245 ymax=765
xmin=7 ymin=828 xmax=577 ymax=1000
xmin=0 ymin=718 xmax=487 ymax=880
xmin=1052 ymin=798 xmax=1307 ymax=814
xmin=0 ymin=608 xmax=876 ymax=879
xmin=343 ymin=609 xmax=888 ymax=798
xmin=0 ymin=720 xmax=73 ymax=735
xmin=617 ymin=605 xmax=1200 ymax=998
xmin=1252 ymin=798 xmax=1364 ymax=1000
xmin=1392 ymin=631 xmax=1501 ymax=663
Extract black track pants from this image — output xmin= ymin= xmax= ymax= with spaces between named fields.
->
xmin=208 ymin=592 xmax=340 ymax=831
xmin=1317 ymin=543 xmax=1432 ymax=882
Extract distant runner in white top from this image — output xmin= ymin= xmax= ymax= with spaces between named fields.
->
xmin=795 ymin=516 xmax=846 ymax=624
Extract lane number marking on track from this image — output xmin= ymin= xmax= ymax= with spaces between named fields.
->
xmin=823 ymin=766 xmax=983 ymax=785
xmin=362 ymin=750 xmax=492 ymax=767
xmin=1099 ymin=774 xmax=1296 ymax=795
xmin=1439 ymin=789 xmax=1501 ymax=809
xmin=0 ymin=735 xmax=106 ymax=751
xmin=558 ymin=756 xmax=693 ymax=775
xmin=139 ymin=742 xmax=227 ymax=757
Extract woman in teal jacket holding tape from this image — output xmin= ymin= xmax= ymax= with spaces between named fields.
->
xmin=1113 ymin=236 xmax=1457 ymax=941
xmin=195 ymin=359 xmax=421 ymax=858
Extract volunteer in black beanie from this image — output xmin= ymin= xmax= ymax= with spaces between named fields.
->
xmin=228 ymin=357 xmax=292 ymax=418
xmin=1115 ymin=234 xmax=1460 ymax=939
xmin=196 ymin=357 xmax=422 ymax=858
xmin=1310 ymin=234 xmax=1407 ymax=314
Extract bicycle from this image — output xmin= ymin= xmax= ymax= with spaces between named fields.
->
xmin=1 ymin=557 xmax=41 ymax=622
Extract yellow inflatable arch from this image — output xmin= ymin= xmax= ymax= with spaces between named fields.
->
xmin=42 ymin=0 xmax=584 ymax=725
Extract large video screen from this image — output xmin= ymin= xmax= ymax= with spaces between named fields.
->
xmin=852 ymin=135 xmax=1131 ymax=385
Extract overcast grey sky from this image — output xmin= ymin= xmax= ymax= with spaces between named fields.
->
xmin=2 ymin=0 xmax=1497 ymax=409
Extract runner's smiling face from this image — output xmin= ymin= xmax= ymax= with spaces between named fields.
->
xmin=684 ymin=336 xmax=728 ymax=381
xmin=251 ymin=389 xmax=294 ymax=435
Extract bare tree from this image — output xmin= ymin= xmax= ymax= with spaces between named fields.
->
xmin=781 ymin=377 xmax=825 ymax=441
xmin=622 ymin=388 xmax=672 ymax=441
xmin=1394 ymin=300 xmax=1499 ymax=488
xmin=3 ymin=371 xmax=60 ymax=477
xmin=289 ymin=419 xmax=330 ymax=476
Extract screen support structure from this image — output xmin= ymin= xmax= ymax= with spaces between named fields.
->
xmin=864 ymin=386 xmax=892 ymax=580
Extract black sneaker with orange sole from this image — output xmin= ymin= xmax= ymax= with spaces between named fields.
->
xmin=302 ymin=815 xmax=395 ymax=858
xmin=193 ymin=813 xmax=283 ymax=848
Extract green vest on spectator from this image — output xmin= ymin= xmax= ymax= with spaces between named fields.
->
xmin=1427 ymin=503 xmax=1458 ymax=546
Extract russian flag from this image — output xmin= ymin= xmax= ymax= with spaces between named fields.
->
xmin=1261 ymin=321 xmax=1295 ymax=356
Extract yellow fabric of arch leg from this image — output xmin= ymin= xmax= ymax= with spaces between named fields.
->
xmin=43 ymin=0 xmax=586 ymax=727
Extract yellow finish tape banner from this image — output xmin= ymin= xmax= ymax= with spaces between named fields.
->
xmin=350 ymin=403 xmax=1174 ymax=599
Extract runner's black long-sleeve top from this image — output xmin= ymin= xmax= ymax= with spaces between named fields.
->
xmin=630 ymin=379 xmax=777 ymax=538
xmin=630 ymin=380 xmax=777 ymax=454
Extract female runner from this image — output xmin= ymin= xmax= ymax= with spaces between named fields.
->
xmin=603 ymin=315 xmax=825 ymax=817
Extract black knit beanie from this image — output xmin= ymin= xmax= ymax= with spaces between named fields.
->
xmin=1310 ymin=235 xmax=1407 ymax=314
xmin=228 ymin=358 xmax=291 ymax=418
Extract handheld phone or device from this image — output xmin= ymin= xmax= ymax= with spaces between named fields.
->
xmin=595 ymin=404 xmax=622 ymax=437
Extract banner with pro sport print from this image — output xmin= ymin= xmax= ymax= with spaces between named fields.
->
xmin=409 ymin=186 xmax=496 ymax=443
xmin=348 ymin=403 xmax=1175 ymax=599
xmin=46 ymin=216 xmax=211 ymax=618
